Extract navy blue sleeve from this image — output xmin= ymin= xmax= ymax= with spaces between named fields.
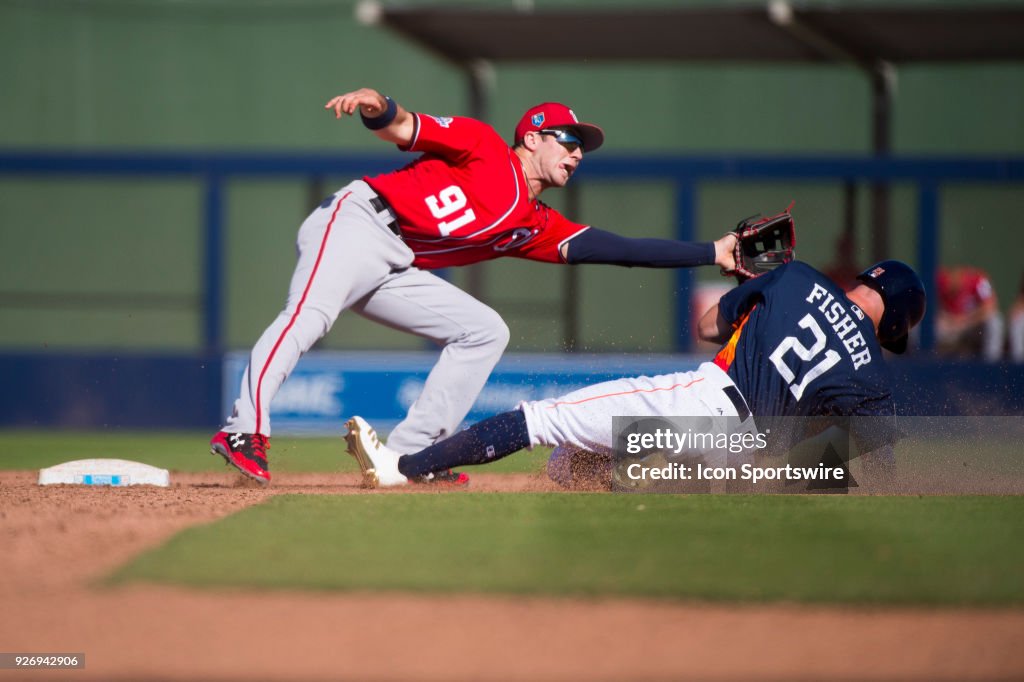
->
xmin=564 ymin=227 xmax=715 ymax=268
xmin=717 ymin=264 xmax=786 ymax=324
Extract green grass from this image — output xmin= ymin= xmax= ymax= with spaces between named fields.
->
xmin=108 ymin=494 xmax=1024 ymax=606
xmin=0 ymin=430 xmax=549 ymax=474
xmin=5 ymin=429 xmax=1021 ymax=482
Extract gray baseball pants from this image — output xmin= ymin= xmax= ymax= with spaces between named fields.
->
xmin=223 ymin=180 xmax=510 ymax=453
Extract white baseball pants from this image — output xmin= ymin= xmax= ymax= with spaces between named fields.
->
xmin=520 ymin=362 xmax=748 ymax=456
xmin=223 ymin=180 xmax=509 ymax=452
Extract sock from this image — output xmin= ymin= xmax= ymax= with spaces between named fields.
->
xmin=397 ymin=410 xmax=530 ymax=478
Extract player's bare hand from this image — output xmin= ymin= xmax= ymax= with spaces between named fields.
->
xmin=324 ymin=88 xmax=387 ymax=119
xmin=714 ymin=232 xmax=738 ymax=273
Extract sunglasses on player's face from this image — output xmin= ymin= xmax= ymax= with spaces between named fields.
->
xmin=539 ymin=128 xmax=584 ymax=154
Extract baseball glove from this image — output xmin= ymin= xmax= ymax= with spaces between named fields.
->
xmin=725 ymin=203 xmax=796 ymax=283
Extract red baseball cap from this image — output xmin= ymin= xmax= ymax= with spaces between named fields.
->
xmin=514 ymin=102 xmax=605 ymax=153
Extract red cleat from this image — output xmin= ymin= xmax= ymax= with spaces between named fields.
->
xmin=210 ymin=431 xmax=271 ymax=484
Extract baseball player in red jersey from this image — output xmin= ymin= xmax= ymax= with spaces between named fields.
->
xmin=936 ymin=265 xmax=1003 ymax=361
xmin=210 ymin=88 xmax=740 ymax=485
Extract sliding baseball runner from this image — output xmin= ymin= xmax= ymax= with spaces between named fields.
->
xmin=346 ymin=254 xmax=926 ymax=491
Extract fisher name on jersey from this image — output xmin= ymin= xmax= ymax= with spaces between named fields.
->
xmin=713 ymin=261 xmax=896 ymax=420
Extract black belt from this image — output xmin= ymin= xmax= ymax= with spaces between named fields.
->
xmin=722 ymin=385 xmax=751 ymax=422
xmin=369 ymin=195 xmax=401 ymax=237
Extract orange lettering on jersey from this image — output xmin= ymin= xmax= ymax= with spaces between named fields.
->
xmin=713 ymin=308 xmax=753 ymax=372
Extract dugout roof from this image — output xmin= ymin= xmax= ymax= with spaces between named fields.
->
xmin=362 ymin=2 xmax=1024 ymax=66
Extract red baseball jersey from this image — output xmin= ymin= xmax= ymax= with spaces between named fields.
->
xmin=364 ymin=113 xmax=589 ymax=270
xmin=938 ymin=267 xmax=995 ymax=315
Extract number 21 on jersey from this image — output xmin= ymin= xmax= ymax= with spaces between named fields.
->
xmin=769 ymin=314 xmax=841 ymax=400
xmin=426 ymin=185 xmax=476 ymax=236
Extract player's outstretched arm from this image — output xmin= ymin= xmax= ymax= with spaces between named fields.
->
xmin=715 ymin=233 xmax=738 ymax=272
xmin=698 ymin=303 xmax=733 ymax=344
xmin=324 ymin=88 xmax=415 ymax=147
xmin=562 ymin=228 xmax=737 ymax=270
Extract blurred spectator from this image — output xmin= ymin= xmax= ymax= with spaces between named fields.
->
xmin=936 ymin=266 xmax=1003 ymax=361
xmin=1008 ymin=273 xmax=1024 ymax=363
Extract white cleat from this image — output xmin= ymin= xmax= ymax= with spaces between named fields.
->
xmin=344 ymin=416 xmax=408 ymax=488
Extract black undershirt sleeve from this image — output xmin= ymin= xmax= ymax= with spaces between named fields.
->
xmin=564 ymin=227 xmax=715 ymax=268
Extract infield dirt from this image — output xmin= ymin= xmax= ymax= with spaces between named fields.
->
xmin=1 ymin=470 xmax=1022 ymax=681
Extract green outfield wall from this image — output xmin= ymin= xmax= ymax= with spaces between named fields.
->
xmin=2 ymin=0 xmax=1023 ymax=353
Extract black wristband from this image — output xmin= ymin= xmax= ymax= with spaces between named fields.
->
xmin=361 ymin=96 xmax=397 ymax=130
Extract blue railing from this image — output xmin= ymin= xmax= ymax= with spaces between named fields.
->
xmin=3 ymin=149 xmax=1023 ymax=354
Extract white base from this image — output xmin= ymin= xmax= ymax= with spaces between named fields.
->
xmin=38 ymin=458 xmax=170 ymax=487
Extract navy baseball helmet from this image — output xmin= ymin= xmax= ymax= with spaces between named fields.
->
xmin=856 ymin=260 xmax=926 ymax=354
